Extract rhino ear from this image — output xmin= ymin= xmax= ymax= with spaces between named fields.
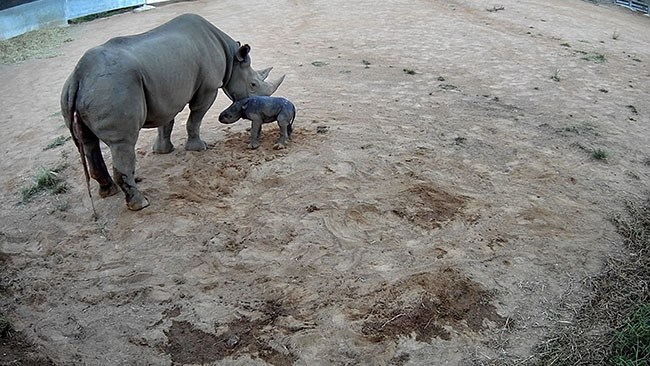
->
xmin=236 ymin=44 xmax=251 ymax=63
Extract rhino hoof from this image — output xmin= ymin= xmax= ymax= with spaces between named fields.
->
xmin=99 ymin=184 xmax=120 ymax=198
xmin=153 ymin=142 xmax=175 ymax=154
xmin=185 ymin=139 xmax=207 ymax=151
xmin=273 ymin=143 xmax=287 ymax=150
xmin=248 ymin=142 xmax=260 ymax=150
xmin=127 ymin=196 xmax=150 ymax=211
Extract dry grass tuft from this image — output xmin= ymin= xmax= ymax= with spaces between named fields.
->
xmin=535 ymin=199 xmax=650 ymax=365
xmin=0 ymin=27 xmax=71 ymax=64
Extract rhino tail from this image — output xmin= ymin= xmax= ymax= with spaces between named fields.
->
xmin=71 ymin=106 xmax=98 ymax=220
xmin=288 ymin=104 xmax=296 ymax=137
xmin=63 ymin=77 xmax=98 ymax=219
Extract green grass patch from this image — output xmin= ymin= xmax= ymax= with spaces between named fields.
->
xmin=560 ymin=42 xmax=571 ymax=48
xmin=439 ymin=84 xmax=458 ymax=91
xmin=311 ymin=61 xmax=328 ymax=67
xmin=551 ymin=69 xmax=561 ymax=82
xmin=43 ymin=135 xmax=71 ymax=150
xmin=56 ymin=201 xmax=70 ymax=212
xmin=593 ymin=148 xmax=609 ymax=160
xmin=613 ymin=303 xmax=650 ymax=365
xmin=403 ymin=68 xmax=417 ymax=75
xmin=582 ymin=52 xmax=607 ymax=63
xmin=20 ymin=167 xmax=68 ymax=203
xmin=0 ymin=27 xmax=72 ymax=64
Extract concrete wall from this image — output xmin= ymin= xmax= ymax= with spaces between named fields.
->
xmin=0 ymin=0 xmax=66 ymax=40
xmin=0 ymin=0 xmax=150 ymax=40
xmin=65 ymin=0 xmax=144 ymax=20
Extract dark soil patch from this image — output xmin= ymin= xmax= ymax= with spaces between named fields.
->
xmin=0 ymin=328 xmax=56 ymax=366
xmin=392 ymin=184 xmax=468 ymax=230
xmin=388 ymin=352 xmax=411 ymax=365
xmin=357 ymin=268 xmax=504 ymax=343
xmin=164 ymin=301 xmax=297 ymax=366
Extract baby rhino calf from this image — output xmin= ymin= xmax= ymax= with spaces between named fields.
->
xmin=219 ymin=96 xmax=295 ymax=150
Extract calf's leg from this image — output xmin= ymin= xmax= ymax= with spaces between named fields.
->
xmin=248 ymin=118 xmax=263 ymax=149
xmin=273 ymin=114 xmax=292 ymax=150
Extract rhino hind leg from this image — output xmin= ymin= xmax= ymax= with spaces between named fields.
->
xmin=76 ymin=121 xmax=119 ymax=197
xmin=273 ymin=114 xmax=292 ymax=150
xmin=153 ymin=120 xmax=175 ymax=154
xmin=109 ymin=142 xmax=149 ymax=211
xmin=185 ymin=90 xmax=217 ymax=151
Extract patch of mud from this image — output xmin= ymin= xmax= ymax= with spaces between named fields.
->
xmin=171 ymin=161 xmax=247 ymax=201
xmin=162 ymin=127 xmax=321 ymax=208
xmin=0 ymin=251 xmax=10 ymax=264
xmin=354 ymin=268 xmax=504 ymax=343
xmin=163 ymin=131 xmax=289 ymax=205
xmin=164 ymin=301 xmax=297 ymax=366
xmin=0 ymin=328 xmax=56 ymax=366
xmin=392 ymin=184 xmax=468 ymax=230
xmin=388 ymin=353 xmax=411 ymax=366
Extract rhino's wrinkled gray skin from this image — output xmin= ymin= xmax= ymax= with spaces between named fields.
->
xmin=219 ymin=96 xmax=296 ymax=150
xmin=61 ymin=14 xmax=284 ymax=210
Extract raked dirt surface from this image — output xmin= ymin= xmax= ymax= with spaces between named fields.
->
xmin=1 ymin=0 xmax=650 ymax=365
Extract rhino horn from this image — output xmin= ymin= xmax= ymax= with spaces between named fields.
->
xmin=268 ymin=74 xmax=285 ymax=94
xmin=258 ymin=67 xmax=273 ymax=80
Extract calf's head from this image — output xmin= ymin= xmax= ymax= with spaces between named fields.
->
xmin=224 ymin=44 xmax=285 ymax=102
xmin=219 ymin=99 xmax=248 ymax=124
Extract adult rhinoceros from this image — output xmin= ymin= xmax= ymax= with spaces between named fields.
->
xmin=61 ymin=13 xmax=284 ymax=211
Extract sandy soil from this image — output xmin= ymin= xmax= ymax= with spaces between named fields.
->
xmin=1 ymin=0 xmax=650 ymax=365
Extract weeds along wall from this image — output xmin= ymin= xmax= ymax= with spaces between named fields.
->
xmin=0 ymin=0 xmax=147 ymax=40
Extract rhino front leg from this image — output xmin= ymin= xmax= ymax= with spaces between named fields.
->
xmin=245 ymin=125 xmax=264 ymax=138
xmin=109 ymin=142 xmax=149 ymax=211
xmin=153 ymin=119 xmax=175 ymax=154
xmin=248 ymin=118 xmax=263 ymax=149
xmin=185 ymin=90 xmax=217 ymax=151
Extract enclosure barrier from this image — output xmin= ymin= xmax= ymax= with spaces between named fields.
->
xmin=0 ymin=0 xmax=167 ymax=40
xmin=616 ymin=0 xmax=650 ymax=13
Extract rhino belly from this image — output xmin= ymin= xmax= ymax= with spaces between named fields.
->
xmin=142 ymin=101 xmax=188 ymax=128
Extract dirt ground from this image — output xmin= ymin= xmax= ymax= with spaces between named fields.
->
xmin=1 ymin=0 xmax=650 ymax=365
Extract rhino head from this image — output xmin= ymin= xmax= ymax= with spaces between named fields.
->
xmin=224 ymin=44 xmax=285 ymax=102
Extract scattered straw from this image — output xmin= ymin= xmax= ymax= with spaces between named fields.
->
xmin=535 ymin=199 xmax=650 ymax=365
xmin=0 ymin=27 xmax=72 ymax=64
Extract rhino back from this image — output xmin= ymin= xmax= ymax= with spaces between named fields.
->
xmin=74 ymin=14 xmax=236 ymax=128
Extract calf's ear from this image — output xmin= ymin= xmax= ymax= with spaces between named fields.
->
xmin=236 ymin=44 xmax=251 ymax=62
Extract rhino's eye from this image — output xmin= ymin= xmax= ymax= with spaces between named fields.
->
xmin=251 ymin=82 xmax=257 ymax=88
